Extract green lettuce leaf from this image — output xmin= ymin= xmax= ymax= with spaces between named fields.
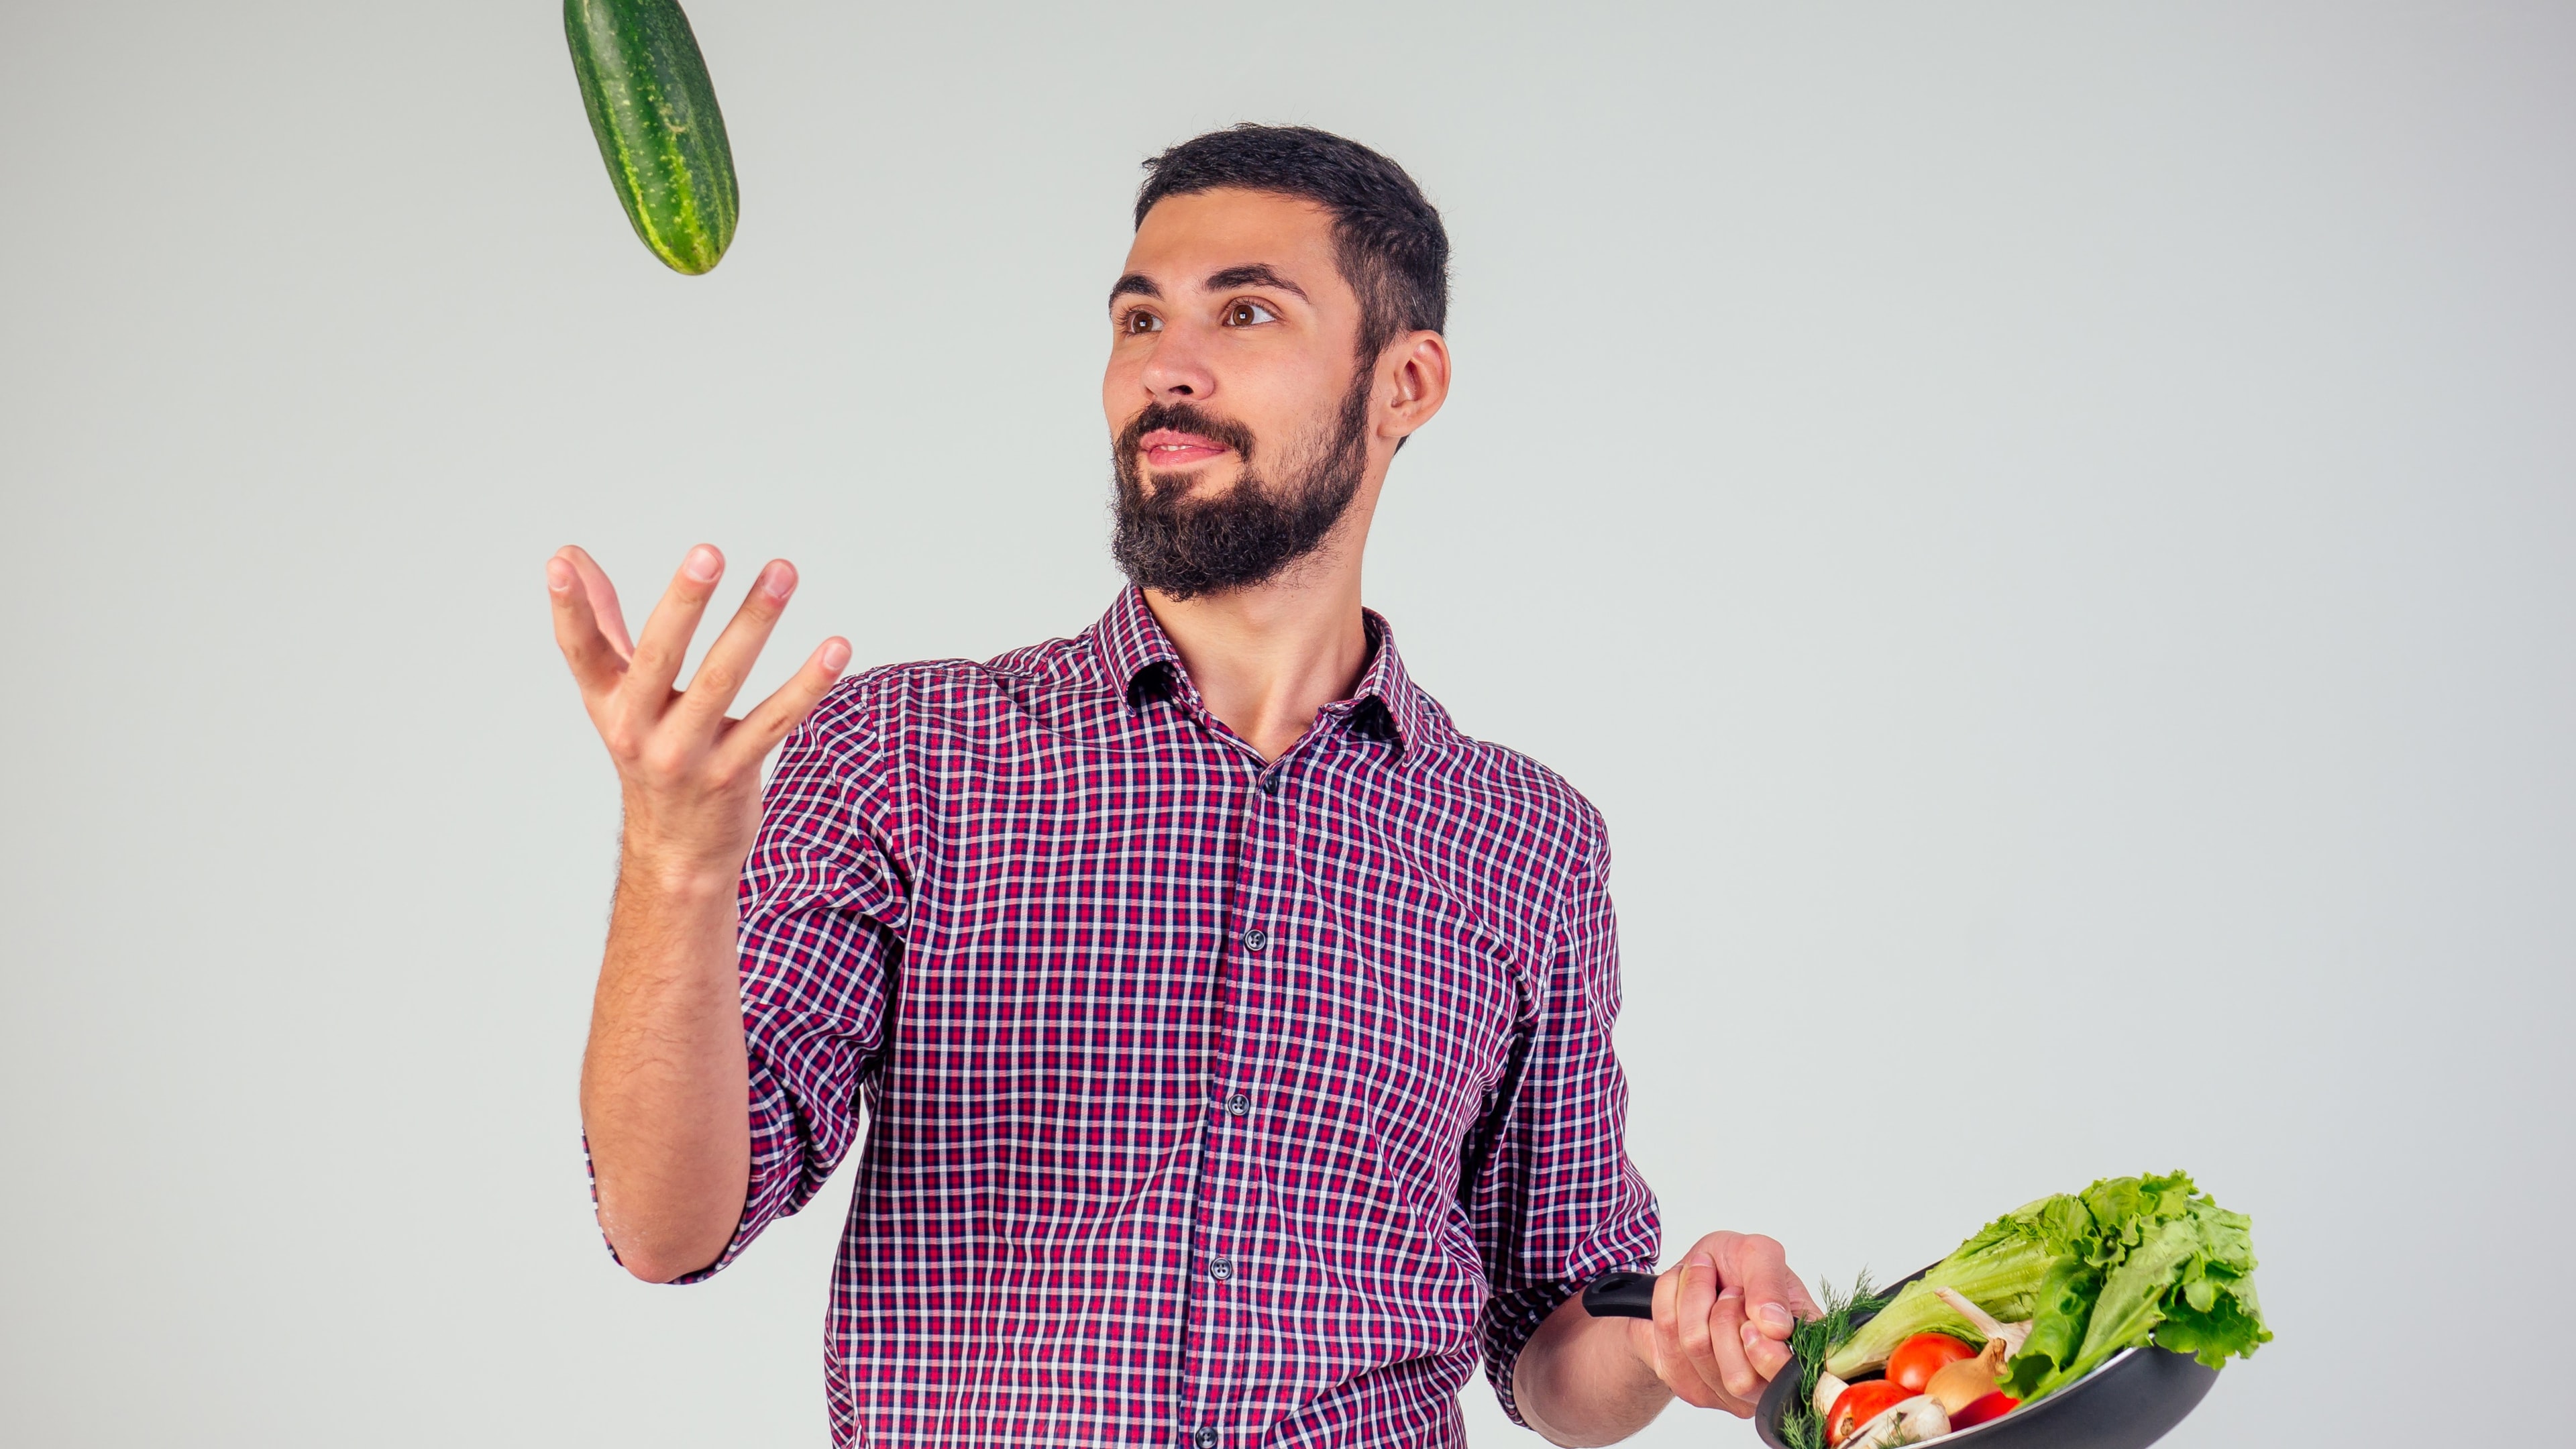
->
xmin=1831 ymin=1171 xmax=2273 ymax=1401
xmin=1823 ymin=1201 xmax=2070 ymax=1378
xmin=2018 ymin=1215 xmax=2204 ymax=1397
xmin=2001 ymin=1255 xmax=2102 ymax=1395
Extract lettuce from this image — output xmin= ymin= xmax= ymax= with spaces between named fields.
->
xmin=1822 ymin=1171 xmax=2271 ymax=1403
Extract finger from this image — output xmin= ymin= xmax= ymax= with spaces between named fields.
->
xmin=1660 ymin=1254 xmax=1743 ymax=1413
xmin=714 ymin=635 xmax=853 ymax=773
xmin=1739 ymin=1256 xmax=1813 ymax=1383
xmin=547 ymin=553 xmax=627 ymax=698
xmin=677 ymin=560 xmax=798 ymax=725
xmin=624 ymin=544 xmax=726 ymax=702
xmin=1674 ymin=1257 xmax=1723 ymax=1395
xmin=1743 ymin=1320 xmax=1796 ymax=1383
xmin=556 ymin=545 xmax=635 ymax=661
xmin=1648 ymin=1260 xmax=1703 ymax=1409
xmin=1708 ymin=1279 xmax=1764 ymax=1405
xmin=1727 ymin=1234 xmax=1818 ymax=1343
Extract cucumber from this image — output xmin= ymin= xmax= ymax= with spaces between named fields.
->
xmin=563 ymin=0 xmax=739 ymax=275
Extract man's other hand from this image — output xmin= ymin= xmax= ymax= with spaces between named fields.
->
xmin=1640 ymin=1231 xmax=1821 ymax=1417
xmin=547 ymin=543 xmax=849 ymax=1283
xmin=546 ymin=544 xmax=850 ymax=878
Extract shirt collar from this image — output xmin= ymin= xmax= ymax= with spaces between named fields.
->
xmin=1088 ymin=586 xmax=1428 ymax=755
xmin=1090 ymin=585 xmax=1186 ymax=700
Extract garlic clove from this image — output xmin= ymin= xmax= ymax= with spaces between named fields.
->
xmin=1933 ymin=1287 xmax=2032 ymax=1360
xmin=1899 ymin=1396 xmax=1953 ymax=1444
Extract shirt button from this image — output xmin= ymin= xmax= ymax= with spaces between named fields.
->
xmin=1208 ymin=1255 xmax=1233 ymax=1281
xmin=1225 ymin=1092 xmax=1249 ymax=1117
xmin=1242 ymin=926 xmax=1268 ymax=953
xmin=1193 ymin=1431 xmax=1218 ymax=1449
xmin=1258 ymin=773 xmax=1279 ymax=796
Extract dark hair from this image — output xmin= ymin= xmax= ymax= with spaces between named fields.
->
xmin=1135 ymin=124 xmax=1450 ymax=360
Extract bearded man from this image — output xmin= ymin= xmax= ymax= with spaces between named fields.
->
xmin=545 ymin=124 xmax=1815 ymax=1448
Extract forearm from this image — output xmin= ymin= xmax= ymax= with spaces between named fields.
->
xmin=543 ymin=543 xmax=848 ymax=1281
xmin=578 ymin=843 xmax=753 ymax=1283
xmin=1513 ymin=1295 xmax=1670 ymax=1446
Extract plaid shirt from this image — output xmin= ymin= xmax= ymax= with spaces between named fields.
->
xmin=680 ymin=588 xmax=1659 ymax=1447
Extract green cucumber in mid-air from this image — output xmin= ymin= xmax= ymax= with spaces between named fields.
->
xmin=563 ymin=0 xmax=738 ymax=274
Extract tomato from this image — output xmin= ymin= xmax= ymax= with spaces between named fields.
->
xmin=1886 ymin=1332 xmax=1978 ymax=1392
xmin=1825 ymin=1381 xmax=1915 ymax=1447
xmin=1951 ymin=1391 xmax=2020 ymax=1429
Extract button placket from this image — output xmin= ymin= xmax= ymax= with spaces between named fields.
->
xmin=1184 ymin=747 xmax=1285 ymax=1432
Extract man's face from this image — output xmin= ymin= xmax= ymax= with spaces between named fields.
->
xmin=1102 ymin=189 xmax=1376 ymax=599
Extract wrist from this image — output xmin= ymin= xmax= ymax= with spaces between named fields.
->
xmin=615 ymin=835 xmax=745 ymax=902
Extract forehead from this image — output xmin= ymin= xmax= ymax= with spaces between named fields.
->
xmin=1124 ymin=189 xmax=1348 ymax=301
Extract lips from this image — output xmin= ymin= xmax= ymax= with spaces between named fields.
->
xmin=1138 ymin=428 xmax=1233 ymax=468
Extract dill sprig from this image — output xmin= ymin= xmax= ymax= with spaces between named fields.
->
xmin=1793 ymin=1270 xmax=1894 ymax=1402
xmin=1773 ymin=1271 xmax=1896 ymax=1449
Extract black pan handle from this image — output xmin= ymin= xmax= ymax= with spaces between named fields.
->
xmin=1582 ymin=1270 xmax=1657 ymax=1319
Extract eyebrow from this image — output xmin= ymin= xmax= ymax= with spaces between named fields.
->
xmin=1106 ymin=264 xmax=1311 ymax=313
xmin=1203 ymin=264 xmax=1308 ymax=301
xmin=1108 ymin=273 xmax=1160 ymax=309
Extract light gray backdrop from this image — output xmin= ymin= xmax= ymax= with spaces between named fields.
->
xmin=4 ymin=2 xmax=2568 ymax=1445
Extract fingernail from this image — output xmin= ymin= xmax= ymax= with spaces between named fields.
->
xmin=1741 ymin=1322 xmax=1764 ymax=1351
xmin=1718 ymin=1285 xmax=1743 ymax=1302
xmin=762 ymin=561 xmax=796 ymax=601
xmin=684 ymin=545 xmax=721 ymax=582
xmin=1756 ymin=1302 xmax=1794 ymax=1334
xmin=820 ymin=639 xmax=851 ymax=672
xmin=1687 ymin=1251 xmax=1715 ymax=1271
xmin=545 ymin=557 xmax=574 ymax=592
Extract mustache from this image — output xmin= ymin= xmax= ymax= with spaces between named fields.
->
xmin=1116 ymin=401 xmax=1258 ymax=466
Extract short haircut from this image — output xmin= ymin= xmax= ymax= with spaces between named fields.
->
xmin=1134 ymin=125 xmax=1450 ymax=361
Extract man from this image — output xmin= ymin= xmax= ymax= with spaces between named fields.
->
xmin=546 ymin=125 xmax=1815 ymax=1447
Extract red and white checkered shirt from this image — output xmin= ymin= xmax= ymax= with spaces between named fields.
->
xmin=678 ymin=588 xmax=1659 ymax=1447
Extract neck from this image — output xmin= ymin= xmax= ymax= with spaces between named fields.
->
xmin=1142 ymin=533 xmax=1372 ymax=763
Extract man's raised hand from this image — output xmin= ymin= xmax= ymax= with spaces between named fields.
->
xmin=546 ymin=543 xmax=851 ymax=881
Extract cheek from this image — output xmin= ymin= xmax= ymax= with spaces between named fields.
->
xmin=1230 ymin=360 xmax=1348 ymax=450
xmin=1102 ymin=353 xmax=1138 ymax=424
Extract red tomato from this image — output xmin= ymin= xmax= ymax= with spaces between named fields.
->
xmin=1951 ymin=1391 xmax=2020 ymax=1429
xmin=1886 ymin=1332 xmax=1979 ymax=1392
xmin=1825 ymin=1381 xmax=1915 ymax=1447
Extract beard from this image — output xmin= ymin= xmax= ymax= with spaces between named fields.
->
xmin=1108 ymin=368 xmax=1371 ymax=601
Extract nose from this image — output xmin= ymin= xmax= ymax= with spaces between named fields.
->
xmin=1138 ymin=325 xmax=1217 ymax=402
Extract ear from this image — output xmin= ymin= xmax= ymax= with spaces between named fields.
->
xmin=1377 ymin=330 xmax=1452 ymax=443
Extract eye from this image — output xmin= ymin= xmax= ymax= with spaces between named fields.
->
xmin=1120 ymin=309 xmax=1163 ymax=335
xmin=1223 ymin=299 xmax=1279 ymax=327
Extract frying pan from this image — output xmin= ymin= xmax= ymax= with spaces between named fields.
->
xmin=1582 ymin=1263 xmax=2220 ymax=1449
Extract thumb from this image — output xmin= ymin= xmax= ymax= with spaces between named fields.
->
xmin=1747 ymin=1269 xmax=1816 ymax=1340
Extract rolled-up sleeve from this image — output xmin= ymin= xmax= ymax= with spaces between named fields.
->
xmin=1468 ymin=820 xmax=1662 ymax=1424
xmin=615 ymin=680 xmax=912 ymax=1284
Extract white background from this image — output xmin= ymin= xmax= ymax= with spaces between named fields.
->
xmin=3 ymin=2 xmax=2569 ymax=1446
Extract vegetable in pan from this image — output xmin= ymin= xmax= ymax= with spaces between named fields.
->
xmin=1778 ymin=1171 xmax=2270 ymax=1449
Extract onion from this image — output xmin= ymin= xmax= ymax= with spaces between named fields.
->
xmin=1924 ymin=1338 xmax=2010 ymax=1414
